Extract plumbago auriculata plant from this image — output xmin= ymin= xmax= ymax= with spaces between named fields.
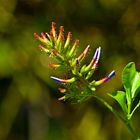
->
xmin=34 ymin=22 xmax=140 ymax=140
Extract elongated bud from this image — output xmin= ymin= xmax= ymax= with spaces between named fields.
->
xmin=94 ymin=70 xmax=115 ymax=86
xmin=106 ymin=70 xmax=115 ymax=81
xmin=86 ymin=69 xmax=95 ymax=79
xmin=51 ymin=22 xmax=57 ymax=40
xmin=39 ymin=45 xmax=50 ymax=53
xmin=45 ymin=32 xmax=52 ymax=41
xmin=57 ymin=26 xmax=64 ymax=44
xmin=58 ymin=96 xmax=65 ymax=101
xmin=68 ymin=40 xmax=79 ymax=57
xmin=85 ymin=47 xmax=101 ymax=72
xmin=56 ymin=26 xmax=64 ymax=52
xmin=41 ymin=32 xmax=47 ymax=40
xmin=51 ymin=76 xmax=76 ymax=83
xmin=89 ymin=47 xmax=99 ymax=65
xmin=96 ymin=47 xmax=101 ymax=61
xmin=48 ymin=63 xmax=60 ymax=68
xmin=78 ymin=45 xmax=90 ymax=61
xmin=80 ymin=65 xmax=87 ymax=73
xmin=34 ymin=33 xmax=46 ymax=43
xmin=34 ymin=32 xmax=51 ymax=46
xmin=80 ymin=47 xmax=101 ymax=74
xmin=93 ymin=47 xmax=99 ymax=60
xmin=64 ymin=32 xmax=71 ymax=49
xmin=92 ymin=47 xmax=101 ymax=69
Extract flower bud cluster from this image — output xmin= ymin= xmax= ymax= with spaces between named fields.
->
xmin=34 ymin=22 xmax=115 ymax=102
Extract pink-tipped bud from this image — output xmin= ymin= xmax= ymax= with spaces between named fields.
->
xmin=78 ymin=45 xmax=90 ymax=61
xmin=51 ymin=22 xmax=57 ymax=39
xmin=83 ymin=45 xmax=90 ymax=55
xmin=34 ymin=32 xmax=51 ymax=45
xmin=41 ymin=32 xmax=47 ymax=40
xmin=39 ymin=45 xmax=50 ymax=53
xmin=45 ymin=32 xmax=52 ymax=40
xmin=57 ymin=26 xmax=64 ymax=45
xmin=34 ymin=33 xmax=45 ymax=43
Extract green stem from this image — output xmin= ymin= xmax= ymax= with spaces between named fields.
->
xmin=94 ymin=94 xmax=124 ymax=122
xmin=126 ymin=122 xmax=140 ymax=140
xmin=126 ymin=93 xmax=132 ymax=120
xmin=130 ymin=101 xmax=140 ymax=118
xmin=94 ymin=94 xmax=140 ymax=140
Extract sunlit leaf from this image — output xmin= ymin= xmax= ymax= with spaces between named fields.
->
xmin=131 ymin=72 xmax=140 ymax=99
xmin=108 ymin=91 xmax=127 ymax=114
xmin=122 ymin=62 xmax=140 ymax=99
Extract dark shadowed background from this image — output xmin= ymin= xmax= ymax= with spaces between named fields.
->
xmin=0 ymin=0 xmax=140 ymax=140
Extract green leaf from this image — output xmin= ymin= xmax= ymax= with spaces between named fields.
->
xmin=122 ymin=62 xmax=135 ymax=91
xmin=122 ymin=62 xmax=140 ymax=99
xmin=108 ymin=91 xmax=127 ymax=114
xmin=131 ymin=72 xmax=140 ymax=99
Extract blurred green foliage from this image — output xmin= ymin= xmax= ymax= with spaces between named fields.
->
xmin=0 ymin=0 xmax=140 ymax=140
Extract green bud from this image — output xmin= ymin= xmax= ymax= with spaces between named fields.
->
xmin=80 ymin=65 xmax=87 ymax=74
xmin=86 ymin=70 xmax=95 ymax=79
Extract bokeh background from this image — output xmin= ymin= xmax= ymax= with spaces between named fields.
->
xmin=0 ymin=0 xmax=140 ymax=140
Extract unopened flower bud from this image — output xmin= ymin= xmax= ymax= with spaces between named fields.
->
xmin=94 ymin=70 xmax=115 ymax=86
xmin=51 ymin=76 xmax=76 ymax=83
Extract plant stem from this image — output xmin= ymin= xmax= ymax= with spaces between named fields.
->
xmin=130 ymin=101 xmax=140 ymax=118
xmin=126 ymin=122 xmax=140 ymax=140
xmin=93 ymin=94 xmax=140 ymax=140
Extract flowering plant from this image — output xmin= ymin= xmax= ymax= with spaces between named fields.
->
xmin=34 ymin=22 xmax=140 ymax=140
xmin=34 ymin=22 xmax=115 ymax=102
